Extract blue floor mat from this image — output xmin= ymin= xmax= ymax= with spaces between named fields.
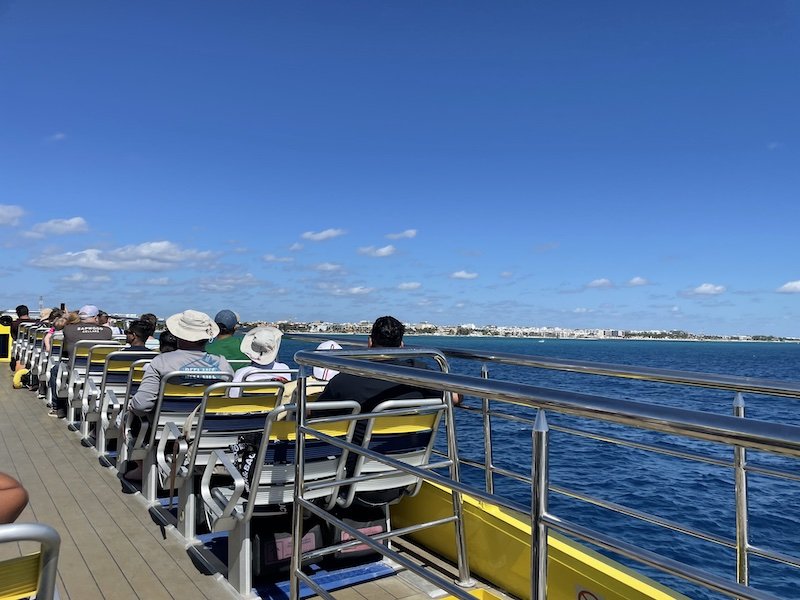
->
xmin=197 ymin=531 xmax=395 ymax=599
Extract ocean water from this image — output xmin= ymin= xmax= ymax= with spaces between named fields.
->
xmin=278 ymin=336 xmax=800 ymax=599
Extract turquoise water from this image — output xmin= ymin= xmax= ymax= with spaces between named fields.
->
xmin=278 ymin=337 xmax=800 ymax=599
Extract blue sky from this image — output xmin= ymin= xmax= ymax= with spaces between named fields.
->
xmin=1 ymin=1 xmax=799 ymax=336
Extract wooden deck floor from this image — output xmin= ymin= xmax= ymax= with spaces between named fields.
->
xmin=0 ymin=367 xmax=439 ymax=600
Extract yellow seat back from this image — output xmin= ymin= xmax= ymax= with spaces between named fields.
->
xmin=0 ymin=553 xmax=41 ymax=600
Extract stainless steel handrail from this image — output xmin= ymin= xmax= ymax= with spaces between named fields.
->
xmin=291 ymin=348 xmax=800 ymax=600
xmin=438 ymin=345 xmax=800 ymax=399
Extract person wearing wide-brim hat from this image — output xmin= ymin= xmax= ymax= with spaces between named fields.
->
xmin=121 ymin=310 xmax=234 ymax=480
xmin=228 ymin=326 xmax=293 ymax=398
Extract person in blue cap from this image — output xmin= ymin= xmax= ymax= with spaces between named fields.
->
xmin=205 ymin=308 xmax=248 ymax=362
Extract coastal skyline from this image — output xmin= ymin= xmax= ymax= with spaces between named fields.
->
xmin=1 ymin=2 xmax=799 ymax=337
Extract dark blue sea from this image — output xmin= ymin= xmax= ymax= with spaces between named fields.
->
xmin=277 ymin=336 xmax=800 ymax=599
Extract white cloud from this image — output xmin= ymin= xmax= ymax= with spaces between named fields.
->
xmin=61 ymin=272 xmax=110 ymax=283
xmin=451 ymin=270 xmax=478 ymax=280
xmin=767 ymin=142 xmax=783 ymax=151
xmin=671 ymin=305 xmax=680 ymax=312
xmin=289 ymin=243 xmax=304 ymax=251
xmin=339 ymin=286 xmax=373 ymax=295
xmin=500 ymin=271 xmax=513 ymax=278
xmin=263 ymin=254 xmax=293 ymax=263
xmin=315 ymin=262 xmax=342 ymax=272
xmin=358 ymin=245 xmax=395 ymax=257
xmin=0 ymin=204 xmax=24 ymax=226
xmin=302 ymin=228 xmax=345 ymax=242
xmin=777 ymin=280 xmax=800 ymax=293
xmin=386 ymin=229 xmax=417 ymax=239
xmin=628 ymin=276 xmax=648 ymax=287
xmin=146 ymin=277 xmax=170 ymax=286
xmin=573 ymin=307 xmax=594 ymax=313
xmin=692 ymin=283 xmax=726 ymax=296
xmin=587 ymin=278 xmax=613 ymax=288
xmin=23 ymin=216 xmax=88 ymax=238
xmin=398 ymin=282 xmax=421 ymax=290
xmin=199 ymin=273 xmax=259 ymax=293
xmin=29 ymin=241 xmax=214 ymax=271
xmin=46 ymin=132 xmax=67 ymax=143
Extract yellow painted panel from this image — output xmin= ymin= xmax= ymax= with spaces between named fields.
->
xmin=392 ymin=482 xmax=688 ymax=600
xmin=206 ymin=395 xmax=279 ymax=414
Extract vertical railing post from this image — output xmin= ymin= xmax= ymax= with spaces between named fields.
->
xmin=733 ymin=391 xmax=750 ymax=589
xmin=481 ymin=363 xmax=495 ymax=494
xmin=531 ymin=409 xmax=549 ymax=600
xmin=289 ymin=369 xmax=309 ymax=600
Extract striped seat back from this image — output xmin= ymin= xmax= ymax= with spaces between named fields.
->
xmin=188 ymin=382 xmax=286 ymax=464
xmin=103 ymin=351 xmax=158 ymax=388
xmin=148 ymin=371 xmax=234 ymax=446
xmin=0 ymin=523 xmax=60 ymax=600
xmin=340 ymin=398 xmax=446 ymax=507
xmin=244 ymin=401 xmax=360 ymax=509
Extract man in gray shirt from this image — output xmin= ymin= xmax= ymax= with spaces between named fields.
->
xmin=129 ymin=309 xmax=234 ymax=417
xmin=123 ymin=310 xmax=234 ymax=481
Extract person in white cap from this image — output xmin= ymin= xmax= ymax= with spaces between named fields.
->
xmin=49 ymin=304 xmax=113 ymax=418
xmin=228 ymin=326 xmax=292 ymax=398
xmin=122 ymin=310 xmax=235 ymax=480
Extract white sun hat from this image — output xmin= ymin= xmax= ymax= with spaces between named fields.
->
xmin=240 ymin=326 xmax=283 ymax=365
xmin=165 ymin=309 xmax=219 ymax=342
xmin=313 ymin=340 xmax=342 ymax=381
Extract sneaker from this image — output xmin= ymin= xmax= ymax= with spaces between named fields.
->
xmin=48 ymin=409 xmax=67 ymax=419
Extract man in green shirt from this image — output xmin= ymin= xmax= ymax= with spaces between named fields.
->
xmin=205 ymin=309 xmax=249 ymax=363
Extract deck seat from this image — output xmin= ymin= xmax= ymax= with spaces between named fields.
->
xmin=198 ymin=398 xmax=360 ymax=597
xmin=81 ymin=350 xmax=158 ymax=451
xmin=65 ymin=341 xmax=123 ymax=424
xmin=159 ymin=381 xmax=287 ymax=540
xmin=0 ymin=523 xmax=60 ymax=600
xmin=119 ymin=370 xmax=233 ymax=503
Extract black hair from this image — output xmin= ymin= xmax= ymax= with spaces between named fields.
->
xmin=217 ymin=323 xmax=234 ymax=335
xmin=15 ymin=305 xmax=29 ymax=317
xmin=370 ymin=315 xmax=405 ymax=348
xmin=139 ymin=313 xmax=158 ymax=338
xmin=126 ymin=320 xmax=151 ymax=343
xmin=159 ymin=329 xmax=178 ymax=353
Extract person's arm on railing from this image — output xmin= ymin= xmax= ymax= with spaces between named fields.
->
xmin=0 ymin=472 xmax=29 ymax=523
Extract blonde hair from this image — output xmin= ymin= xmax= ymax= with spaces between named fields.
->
xmin=66 ymin=311 xmax=80 ymax=325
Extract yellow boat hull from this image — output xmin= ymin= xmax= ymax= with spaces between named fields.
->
xmin=392 ymin=482 xmax=688 ymax=600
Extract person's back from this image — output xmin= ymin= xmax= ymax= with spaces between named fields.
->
xmin=205 ymin=309 xmax=248 ymax=361
xmin=318 ymin=316 xmax=438 ymax=412
xmin=10 ymin=304 xmax=33 ymax=340
xmin=62 ymin=314 xmax=113 ymax=358
xmin=129 ymin=310 xmax=234 ymax=417
xmin=229 ymin=326 xmax=290 ymax=398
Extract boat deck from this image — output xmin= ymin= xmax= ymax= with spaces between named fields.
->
xmin=0 ymin=369 xmax=440 ymax=600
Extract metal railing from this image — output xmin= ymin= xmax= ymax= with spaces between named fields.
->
xmin=287 ymin=340 xmax=800 ymax=600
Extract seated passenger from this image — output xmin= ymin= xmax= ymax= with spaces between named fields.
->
xmin=228 ymin=326 xmax=291 ymax=398
xmin=123 ymin=310 xmax=234 ymax=481
xmin=205 ymin=309 xmax=248 ymax=362
xmin=318 ymin=316 xmax=440 ymax=412
xmin=98 ymin=310 xmax=125 ymax=335
xmin=158 ymin=328 xmax=178 ymax=353
xmin=311 ymin=340 xmax=342 ymax=384
xmin=139 ymin=313 xmax=160 ymax=350
xmin=122 ymin=320 xmax=151 ymax=351
xmin=49 ymin=304 xmax=113 ymax=418
xmin=128 ymin=310 xmax=234 ymax=418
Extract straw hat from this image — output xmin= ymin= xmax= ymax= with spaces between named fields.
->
xmin=165 ymin=309 xmax=219 ymax=342
xmin=240 ymin=326 xmax=282 ymax=365
xmin=313 ymin=340 xmax=342 ymax=381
